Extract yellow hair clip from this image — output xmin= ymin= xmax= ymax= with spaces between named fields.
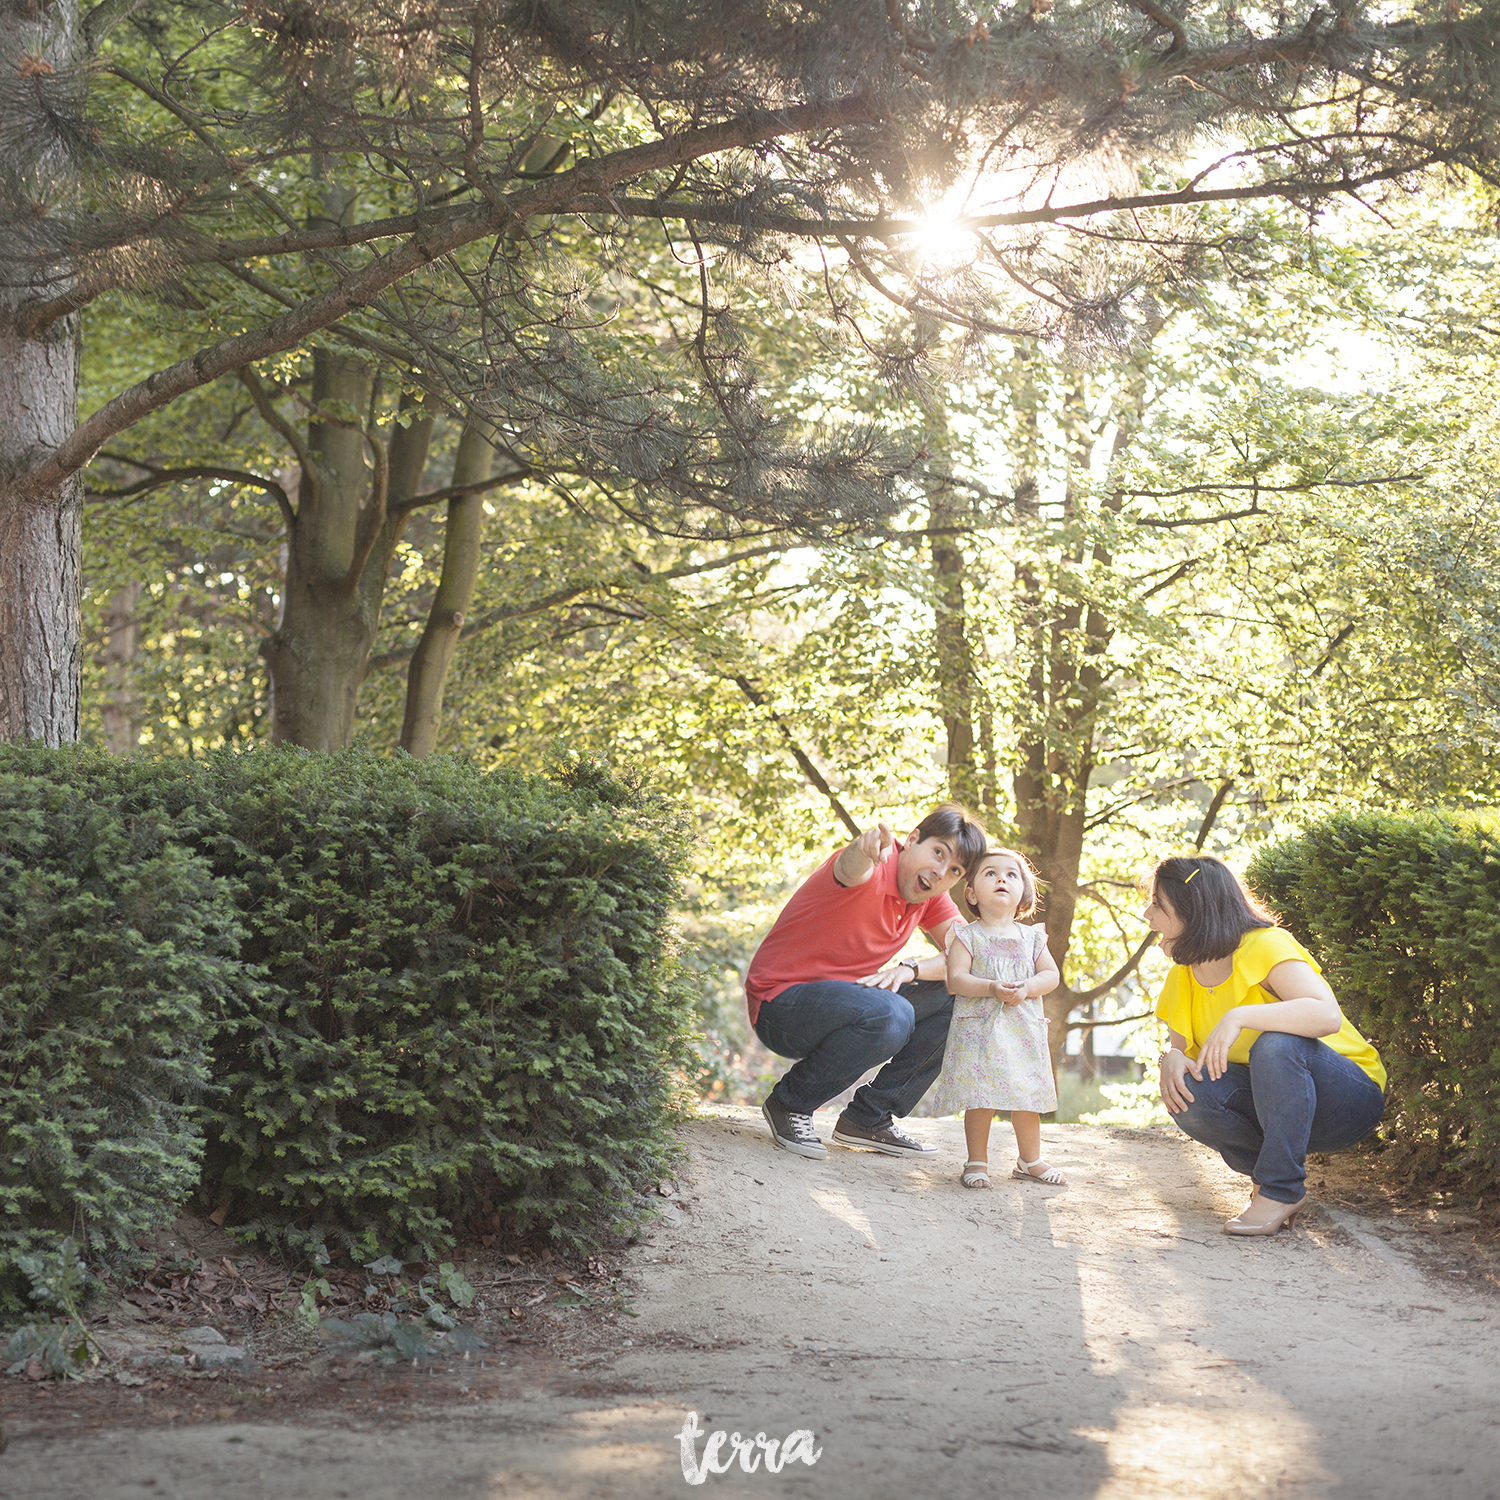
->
xmin=1183 ymin=869 xmax=1199 ymax=884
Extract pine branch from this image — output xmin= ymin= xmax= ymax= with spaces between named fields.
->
xmin=17 ymin=95 xmax=883 ymax=500
xmin=1121 ymin=0 xmax=1188 ymax=53
xmin=584 ymin=158 xmax=1447 ymax=239
xmin=103 ymin=64 xmax=303 ymax=235
xmin=835 ymin=234 xmax=1037 ymax=338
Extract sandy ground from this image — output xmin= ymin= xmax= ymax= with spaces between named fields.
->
xmin=6 ymin=1105 xmax=1500 ymax=1500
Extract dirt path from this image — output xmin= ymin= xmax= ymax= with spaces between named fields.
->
xmin=7 ymin=1105 xmax=1500 ymax=1499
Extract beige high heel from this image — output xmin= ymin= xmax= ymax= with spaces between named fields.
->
xmin=1224 ymin=1193 xmax=1305 ymax=1236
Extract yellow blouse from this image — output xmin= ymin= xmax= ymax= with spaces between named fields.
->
xmin=1154 ymin=927 xmax=1385 ymax=1091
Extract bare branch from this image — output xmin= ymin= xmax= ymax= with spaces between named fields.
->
xmin=238 ymin=367 xmax=311 ymax=496
xmin=363 ymin=543 xmax=788 ymax=674
xmin=1312 ymin=623 xmax=1357 ymax=677
xmin=85 ymin=459 xmax=295 ymax=531
xmin=1065 ymin=1009 xmax=1154 ymax=1031
xmin=1136 ymin=558 xmax=1196 ymax=601
xmin=732 ymin=675 xmax=861 ymax=837
xmin=392 ymin=466 xmax=532 ymax=517
xmin=1072 ymin=936 xmax=1157 ymax=1006
xmin=1194 ymin=778 xmax=1236 ymax=849
xmin=1128 ymin=472 xmax=1422 ymax=503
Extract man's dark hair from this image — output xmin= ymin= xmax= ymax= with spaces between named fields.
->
xmin=1147 ymin=855 xmax=1276 ymax=966
xmin=912 ymin=803 xmax=988 ymax=870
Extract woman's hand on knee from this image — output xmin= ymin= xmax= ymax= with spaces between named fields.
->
xmin=1196 ymin=1010 xmax=1245 ymax=1081
xmin=1159 ymin=1048 xmax=1199 ymax=1113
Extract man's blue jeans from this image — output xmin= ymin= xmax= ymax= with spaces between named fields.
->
xmin=1167 ymin=1031 xmax=1385 ymax=1204
xmin=752 ymin=978 xmax=953 ymax=1128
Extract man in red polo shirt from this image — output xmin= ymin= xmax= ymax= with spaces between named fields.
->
xmin=746 ymin=804 xmax=988 ymax=1159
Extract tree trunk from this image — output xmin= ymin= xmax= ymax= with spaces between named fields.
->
xmin=1012 ymin=351 xmax=1158 ymax=1075
xmin=1008 ymin=361 xmax=1097 ymax=1074
xmin=0 ymin=8 xmax=84 ymax=747
xmin=261 ymin=350 xmax=374 ymax=748
xmin=260 ymin=364 xmax=433 ymax=748
xmin=930 ymin=471 xmax=978 ymax=807
xmin=400 ymin=424 xmax=500 ymax=758
xmin=98 ymin=582 xmax=142 ymax=753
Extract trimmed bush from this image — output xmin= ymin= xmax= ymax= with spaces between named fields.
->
xmin=0 ymin=746 xmax=695 ymax=1274
xmin=195 ymin=749 xmax=696 ymax=1262
xmin=1248 ymin=810 xmax=1500 ymax=1195
xmin=0 ymin=759 xmax=247 ymax=1301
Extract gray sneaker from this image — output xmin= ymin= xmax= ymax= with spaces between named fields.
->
xmin=761 ymin=1096 xmax=828 ymax=1160
xmin=830 ymin=1114 xmax=937 ymax=1156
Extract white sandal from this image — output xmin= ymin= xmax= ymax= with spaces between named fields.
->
xmin=1013 ymin=1156 xmax=1067 ymax=1186
xmin=960 ymin=1160 xmax=992 ymax=1189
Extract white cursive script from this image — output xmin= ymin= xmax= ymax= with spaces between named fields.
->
xmin=678 ymin=1410 xmax=823 ymax=1484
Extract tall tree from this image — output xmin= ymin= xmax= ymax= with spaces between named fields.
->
xmin=7 ymin=0 xmax=1500 ymax=745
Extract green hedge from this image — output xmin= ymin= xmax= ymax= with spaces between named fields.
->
xmin=0 ymin=746 xmax=694 ymax=1281
xmin=1248 ymin=810 xmax=1500 ymax=1195
xmin=0 ymin=772 xmax=247 ymax=1283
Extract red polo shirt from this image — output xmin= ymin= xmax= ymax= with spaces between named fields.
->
xmin=744 ymin=841 xmax=961 ymax=1024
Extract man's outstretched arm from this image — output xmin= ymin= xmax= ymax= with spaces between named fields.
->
xmin=832 ymin=820 xmax=894 ymax=888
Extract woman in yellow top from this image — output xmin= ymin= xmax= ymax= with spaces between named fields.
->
xmin=1143 ymin=855 xmax=1385 ymax=1237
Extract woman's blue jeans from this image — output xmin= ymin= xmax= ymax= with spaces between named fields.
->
xmin=752 ymin=978 xmax=953 ymax=1128
xmin=1167 ymin=1031 xmax=1385 ymax=1204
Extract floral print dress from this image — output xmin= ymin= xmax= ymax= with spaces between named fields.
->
xmin=930 ymin=922 xmax=1057 ymax=1114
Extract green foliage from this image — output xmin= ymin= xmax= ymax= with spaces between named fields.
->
xmin=189 ymin=748 xmax=695 ymax=1261
xmin=4 ymin=1321 xmax=91 ymax=1380
xmin=432 ymin=1261 xmax=476 ymax=1309
xmin=321 ymin=1311 xmax=436 ymax=1364
xmin=0 ymin=745 xmax=695 ymax=1279
xmin=298 ymin=1276 xmax=332 ymax=1327
xmin=3 ymin=1239 xmax=97 ymax=1378
xmin=15 ymin=1238 xmax=91 ymax=1316
xmin=1248 ymin=811 xmax=1500 ymax=1194
xmin=0 ymin=755 xmax=247 ymax=1305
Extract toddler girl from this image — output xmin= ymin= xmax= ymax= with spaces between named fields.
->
xmin=931 ymin=848 xmax=1065 ymax=1187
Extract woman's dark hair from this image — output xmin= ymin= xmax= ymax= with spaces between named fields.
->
xmin=912 ymin=802 xmax=989 ymax=870
xmin=1146 ymin=855 xmax=1276 ymax=966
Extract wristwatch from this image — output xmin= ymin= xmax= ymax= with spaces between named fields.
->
xmin=903 ymin=961 xmax=920 ymax=984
